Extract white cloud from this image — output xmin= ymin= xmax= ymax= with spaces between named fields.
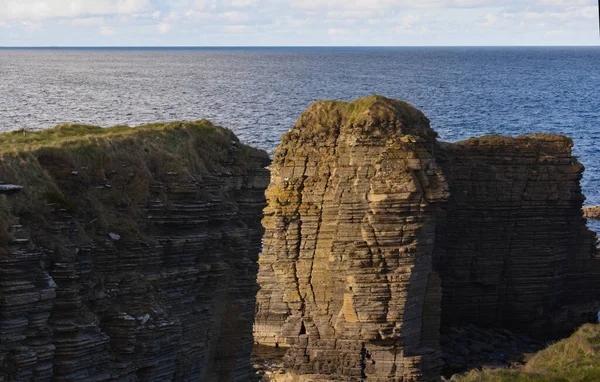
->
xmin=0 ymin=0 xmax=151 ymax=20
xmin=157 ymin=23 xmax=171 ymax=34
xmin=0 ymin=0 xmax=597 ymax=46
xmin=99 ymin=26 xmax=116 ymax=36
xmin=327 ymin=10 xmax=384 ymax=19
xmin=193 ymin=0 xmax=207 ymax=10
xmin=224 ymin=0 xmax=258 ymax=7
xmin=223 ymin=24 xmax=248 ymax=32
xmin=327 ymin=27 xmax=349 ymax=37
xmin=291 ymin=0 xmax=503 ymax=10
xmin=21 ymin=20 xmax=42 ymax=30
xmin=403 ymin=14 xmax=420 ymax=26
xmin=480 ymin=12 xmax=498 ymax=26
xmin=523 ymin=7 xmax=596 ymax=20
xmin=536 ymin=0 xmax=594 ymax=5
xmin=220 ymin=11 xmax=249 ymax=23
xmin=72 ymin=17 xmax=105 ymax=27
xmin=291 ymin=0 xmax=593 ymax=11
xmin=164 ymin=11 xmax=180 ymax=22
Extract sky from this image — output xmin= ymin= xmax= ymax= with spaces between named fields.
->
xmin=0 ymin=0 xmax=598 ymax=46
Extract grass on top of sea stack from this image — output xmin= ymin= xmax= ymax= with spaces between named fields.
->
xmin=455 ymin=324 xmax=600 ymax=382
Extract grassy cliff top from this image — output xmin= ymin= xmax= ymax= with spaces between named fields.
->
xmin=456 ymin=324 xmax=600 ymax=381
xmin=283 ymin=95 xmax=437 ymax=147
xmin=0 ymin=120 xmax=268 ymax=253
xmin=0 ymin=120 xmax=241 ymax=154
xmin=314 ymin=95 xmax=429 ymax=128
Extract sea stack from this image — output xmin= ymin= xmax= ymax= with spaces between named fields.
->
xmin=254 ymin=96 xmax=450 ymax=380
xmin=254 ymin=96 xmax=600 ymax=381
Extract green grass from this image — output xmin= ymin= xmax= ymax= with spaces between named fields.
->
xmin=0 ymin=120 xmax=267 ymax=254
xmin=454 ymin=324 xmax=600 ymax=382
xmin=1 ymin=124 xmax=132 ymax=152
xmin=0 ymin=122 xmax=219 ymax=153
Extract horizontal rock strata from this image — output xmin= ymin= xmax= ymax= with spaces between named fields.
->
xmin=439 ymin=325 xmax=545 ymax=377
xmin=0 ymin=122 xmax=269 ymax=381
xmin=254 ymin=96 xmax=600 ymax=381
xmin=255 ymin=96 xmax=449 ymax=381
xmin=252 ymin=325 xmax=548 ymax=381
xmin=435 ymin=135 xmax=599 ymax=333
xmin=584 ymin=206 xmax=600 ymax=220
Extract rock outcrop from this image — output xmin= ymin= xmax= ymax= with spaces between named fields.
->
xmin=255 ymin=97 xmax=450 ymax=381
xmin=584 ymin=206 xmax=600 ymax=220
xmin=254 ymin=96 xmax=600 ymax=381
xmin=435 ymin=135 xmax=598 ymax=333
xmin=439 ymin=325 xmax=545 ymax=376
xmin=0 ymin=122 xmax=269 ymax=381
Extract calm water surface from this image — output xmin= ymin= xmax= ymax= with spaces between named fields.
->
xmin=0 ymin=47 xmax=599 ymax=217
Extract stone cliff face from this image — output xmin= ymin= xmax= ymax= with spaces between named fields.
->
xmin=254 ymin=96 xmax=600 ymax=381
xmin=0 ymin=122 xmax=269 ymax=381
xmin=255 ymin=97 xmax=450 ymax=381
xmin=584 ymin=206 xmax=600 ymax=220
xmin=435 ymin=136 xmax=598 ymax=333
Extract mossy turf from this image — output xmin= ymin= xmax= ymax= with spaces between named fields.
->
xmin=455 ymin=324 xmax=600 ymax=382
xmin=1 ymin=121 xmax=237 ymax=153
xmin=0 ymin=121 xmax=264 ymax=255
xmin=286 ymin=95 xmax=437 ymax=146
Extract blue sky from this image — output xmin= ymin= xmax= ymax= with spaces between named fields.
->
xmin=0 ymin=0 xmax=597 ymax=46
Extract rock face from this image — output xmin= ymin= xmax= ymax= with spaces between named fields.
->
xmin=435 ymin=135 xmax=598 ymax=333
xmin=255 ymin=97 xmax=450 ymax=381
xmin=0 ymin=122 xmax=269 ymax=381
xmin=254 ymin=96 xmax=600 ymax=381
xmin=439 ymin=325 xmax=545 ymax=376
xmin=584 ymin=206 xmax=600 ymax=220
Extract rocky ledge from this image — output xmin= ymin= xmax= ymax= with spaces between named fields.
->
xmin=584 ymin=206 xmax=600 ymax=220
xmin=252 ymin=325 xmax=547 ymax=381
xmin=0 ymin=122 xmax=269 ymax=381
xmin=253 ymin=96 xmax=600 ymax=381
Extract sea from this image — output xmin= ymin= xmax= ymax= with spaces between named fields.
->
xmin=0 ymin=47 xmax=599 ymax=232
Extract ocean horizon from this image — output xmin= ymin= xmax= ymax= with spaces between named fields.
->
xmin=1 ymin=45 xmax=599 ymax=49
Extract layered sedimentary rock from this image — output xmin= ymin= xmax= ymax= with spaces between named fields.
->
xmin=584 ymin=206 xmax=600 ymax=220
xmin=254 ymin=97 xmax=450 ymax=381
xmin=0 ymin=122 xmax=269 ymax=381
xmin=435 ymin=135 xmax=599 ymax=332
xmin=254 ymin=96 xmax=600 ymax=381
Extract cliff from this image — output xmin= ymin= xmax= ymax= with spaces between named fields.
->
xmin=436 ymin=135 xmax=598 ymax=332
xmin=255 ymin=96 xmax=450 ymax=381
xmin=254 ymin=96 xmax=600 ymax=381
xmin=0 ymin=122 xmax=269 ymax=381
